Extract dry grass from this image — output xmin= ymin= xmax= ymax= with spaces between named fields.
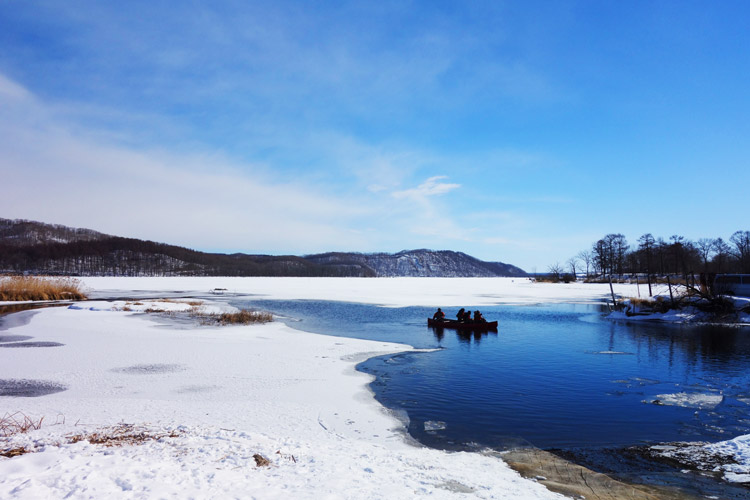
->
xmin=216 ymin=310 xmax=273 ymax=325
xmin=187 ymin=308 xmax=272 ymax=326
xmin=0 ymin=412 xmax=44 ymax=438
xmin=625 ymin=296 xmax=671 ymax=314
xmin=0 ymin=412 xmax=45 ymax=458
xmin=2 ymin=422 xmax=181 ymax=458
xmin=67 ymin=423 xmax=180 ymax=447
xmin=0 ymin=276 xmax=87 ymax=301
xmin=156 ymin=298 xmax=203 ymax=306
xmin=628 ymin=297 xmax=658 ymax=308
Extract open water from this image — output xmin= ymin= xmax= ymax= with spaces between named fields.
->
xmin=235 ymin=298 xmax=750 ymax=497
xmin=235 ymin=299 xmax=750 ymax=448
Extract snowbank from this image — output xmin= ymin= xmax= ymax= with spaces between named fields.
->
xmin=653 ymin=434 xmax=750 ymax=484
xmin=705 ymin=434 xmax=750 ymax=483
xmin=608 ymin=294 xmax=750 ymax=325
xmin=1 ymin=296 xmax=563 ymax=498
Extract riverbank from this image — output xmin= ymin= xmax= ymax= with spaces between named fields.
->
xmin=608 ymin=293 xmax=750 ymax=325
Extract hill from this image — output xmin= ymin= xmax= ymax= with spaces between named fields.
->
xmin=306 ymin=250 xmax=526 ymax=277
xmin=0 ymin=218 xmax=526 ymax=277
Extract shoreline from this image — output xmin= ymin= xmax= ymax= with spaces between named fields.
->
xmin=0 ymin=298 xmax=564 ymax=499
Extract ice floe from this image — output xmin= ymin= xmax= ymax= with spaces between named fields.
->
xmin=645 ymin=392 xmax=724 ymax=409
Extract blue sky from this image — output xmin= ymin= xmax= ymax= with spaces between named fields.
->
xmin=1 ymin=1 xmax=749 ymax=272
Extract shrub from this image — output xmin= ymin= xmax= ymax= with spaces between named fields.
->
xmin=0 ymin=276 xmax=87 ymax=301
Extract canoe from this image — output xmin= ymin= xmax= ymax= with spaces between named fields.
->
xmin=427 ymin=318 xmax=498 ymax=330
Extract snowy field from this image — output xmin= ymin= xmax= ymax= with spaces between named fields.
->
xmin=1 ymin=277 xmax=748 ymax=498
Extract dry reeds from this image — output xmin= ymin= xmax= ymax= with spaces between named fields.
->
xmin=67 ymin=423 xmax=180 ymax=447
xmin=0 ymin=412 xmax=45 ymax=458
xmin=0 ymin=276 xmax=87 ymax=301
xmin=188 ymin=308 xmax=273 ymax=326
xmin=0 ymin=412 xmax=44 ymax=437
xmin=217 ymin=310 xmax=273 ymax=325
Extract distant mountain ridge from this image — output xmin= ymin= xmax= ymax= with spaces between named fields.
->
xmin=306 ymin=250 xmax=526 ymax=277
xmin=0 ymin=218 xmax=526 ymax=277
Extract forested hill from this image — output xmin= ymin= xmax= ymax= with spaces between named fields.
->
xmin=305 ymin=250 xmax=526 ymax=277
xmin=0 ymin=218 xmax=526 ymax=277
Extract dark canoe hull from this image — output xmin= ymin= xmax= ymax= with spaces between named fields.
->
xmin=427 ymin=318 xmax=498 ymax=330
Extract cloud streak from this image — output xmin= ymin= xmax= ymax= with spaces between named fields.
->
xmin=392 ymin=176 xmax=461 ymax=200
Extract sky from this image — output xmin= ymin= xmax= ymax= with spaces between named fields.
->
xmin=1 ymin=1 xmax=749 ymax=272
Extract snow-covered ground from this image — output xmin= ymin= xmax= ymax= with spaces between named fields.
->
xmin=1 ymin=277 xmax=748 ymax=498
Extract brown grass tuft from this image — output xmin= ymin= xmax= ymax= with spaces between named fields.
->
xmin=628 ymin=297 xmax=655 ymax=308
xmin=0 ymin=412 xmax=44 ymax=437
xmin=253 ymin=453 xmax=271 ymax=467
xmin=0 ymin=276 xmax=87 ymax=301
xmin=188 ymin=308 xmax=273 ymax=326
xmin=0 ymin=447 xmax=28 ymax=458
xmin=217 ymin=310 xmax=273 ymax=325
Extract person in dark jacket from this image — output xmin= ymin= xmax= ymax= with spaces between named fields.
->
xmin=456 ymin=308 xmax=465 ymax=322
xmin=432 ymin=308 xmax=446 ymax=322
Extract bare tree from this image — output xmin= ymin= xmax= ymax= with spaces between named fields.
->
xmin=576 ymin=250 xmax=592 ymax=278
xmin=566 ymin=257 xmax=578 ymax=280
xmin=730 ymin=230 xmax=750 ymax=273
xmin=547 ymin=262 xmax=563 ymax=282
xmin=638 ymin=233 xmax=655 ymax=296
xmin=712 ymin=238 xmax=731 ymax=273
xmin=695 ymin=238 xmax=714 ymax=272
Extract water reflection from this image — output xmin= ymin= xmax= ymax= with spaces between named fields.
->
xmin=615 ymin=321 xmax=750 ymax=373
xmin=430 ymin=326 xmax=499 ymax=344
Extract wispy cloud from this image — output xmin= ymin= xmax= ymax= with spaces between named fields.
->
xmin=0 ymin=74 xmax=371 ymax=254
xmin=392 ymin=176 xmax=461 ymax=200
xmin=0 ymin=74 xmax=32 ymax=101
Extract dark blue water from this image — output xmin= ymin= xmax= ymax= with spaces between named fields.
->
xmin=234 ymin=299 xmax=750 ymax=453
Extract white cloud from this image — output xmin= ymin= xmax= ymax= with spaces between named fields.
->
xmin=392 ymin=176 xmax=460 ymax=200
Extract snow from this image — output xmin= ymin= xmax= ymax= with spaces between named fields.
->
xmin=607 ymin=291 xmax=750 ymax=326
xmin=2 ymin=276 xmax=749 ymax=497
xmin=75 ymin=298 xmax=238 ymax=316
xmin=1 ymin=278 xmax=575 ymax=499
xmin=705 ymin=434 xmax=750 ymax=483
xmin=654 ymin=434 xmax=750 ymax=484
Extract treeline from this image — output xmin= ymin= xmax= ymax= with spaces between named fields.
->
xmin=553 ymin=230 xmax=750 ymax=280
xmin=0 ymin=237 xmax=375 ymax=277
